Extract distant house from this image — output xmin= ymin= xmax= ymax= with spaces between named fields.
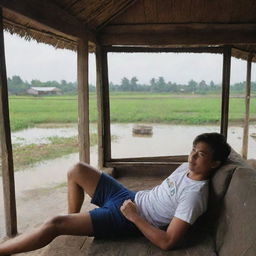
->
xmin=27 ymin=87 xmax=62 ymax=96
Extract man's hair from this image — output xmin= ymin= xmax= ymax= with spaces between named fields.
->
xmin=193 ymin=132 xmax=231 ymax=163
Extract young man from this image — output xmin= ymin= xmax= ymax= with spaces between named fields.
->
xmin=0 ymin=132 xmax=231 ymax=255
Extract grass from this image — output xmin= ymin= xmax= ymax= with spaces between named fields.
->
xmin=8 ymin=94 xmax=256 ymax=131
xmin=9 ymin=133 xmax=97 ymax=172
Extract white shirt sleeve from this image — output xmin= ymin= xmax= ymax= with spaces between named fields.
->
xmin=174 ymin=192 xmax=207 ymax=225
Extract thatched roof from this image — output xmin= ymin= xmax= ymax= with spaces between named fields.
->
xmin=1 ymin=0 xmax=256 ymax=61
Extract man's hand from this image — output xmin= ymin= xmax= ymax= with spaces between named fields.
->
xmin=121 ymin=199 xmax=190 ymax=251
xmin=120 ymin=199 xmax=139 ymax=222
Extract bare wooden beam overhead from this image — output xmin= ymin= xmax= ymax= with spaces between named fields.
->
xmin=105 ymin=46 xmax=224 ymax=53
xmin=100 ymin=23 xmax=256 ymax=45
xmin=77 ymin=36 xmax=90 ymax=163
xmin=0 ymin=0 xmax=96 ymax=42
xmin=0 ymin=7 xmax=17 ymax=237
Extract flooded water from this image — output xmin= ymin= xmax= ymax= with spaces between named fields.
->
xmin=0 ymin=123 xmax=256 ymax=237
xmin=12 ymin=126 xmax=96 ymax=145
xmin=111 ymin=123 xmax=256 ymax=158
xmin=11 ymin=122 xmax=256 ymax=158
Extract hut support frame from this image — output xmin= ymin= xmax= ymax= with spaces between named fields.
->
xmin=96 ymin=45 xmax=111 ymax=169
xmin=77 ymin=36 xmax=90 ymax=163
xmin=97 ymin=45 xmax=231 ymax=169
xmin=0 ymin=8 xmax=17 ymax=237
xmin=221 ymin=46 xmax=231 ymax=138
xmin=242 ymin=54 xmax=253 ymax=159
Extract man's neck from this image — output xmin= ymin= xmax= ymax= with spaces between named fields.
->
xmin=187 ymin=170 xmax=208 ymax=181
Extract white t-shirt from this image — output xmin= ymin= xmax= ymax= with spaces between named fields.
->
xmin=134 ymin=163 xmax=209 ymax=228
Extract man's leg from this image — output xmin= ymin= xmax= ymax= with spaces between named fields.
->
xmin=0 ymin=213 xmax=93 ymax=256
xmin=67 ymin=162 xmax=101 ymax=213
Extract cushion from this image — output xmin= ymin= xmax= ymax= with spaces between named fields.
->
xmin=206 ymin=150 xmax=242 ymax=221
xmin=216 ymin=167 xmax=256 ymax=256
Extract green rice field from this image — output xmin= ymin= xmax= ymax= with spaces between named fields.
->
xmin=8 ymin=93 xmax=256 ymax=131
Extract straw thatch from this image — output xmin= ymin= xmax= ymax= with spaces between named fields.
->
xmin=1 ymin=0 xmax=256 ymax=60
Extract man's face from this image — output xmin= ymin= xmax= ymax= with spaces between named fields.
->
xmin=188 ymin=141 xmax=220 ymax=178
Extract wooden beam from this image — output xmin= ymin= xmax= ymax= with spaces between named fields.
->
xmin=97 ymin=0 xmax=138 ymax=31
xmin=77 ymin=36 xmax=90 ymax=163
xmin=106 ymin=162 xmax=183 ymax=167
xmin=242 ymin=54 xmax=253 ymax=159
xmin=100 ymin=23 xmax=256 ymax=45
xmin=0 ymin=0 xmax=96 ymax=42
xmin=220 ymin=46 xmax=231 ymax=138
xmin=106 ymin=46 xmax=224 ymax=53
xmin=0 ymin=8 xmax=17 ymax=237
xmin=95 ymin=45 xmax=111 ymax=168
xmin=109 ymin=155 xmax=188 ymax=162
xmin=96 ymin=44 xmax=104 ymax=169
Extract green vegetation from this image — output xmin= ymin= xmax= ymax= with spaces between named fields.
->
xmin=8 ymin=75 xmax=256 ymax=95
xmin=10 ymin=134 xmax=97 ymax=171
xmin=9 ymin=94 xmax=256 ymax=131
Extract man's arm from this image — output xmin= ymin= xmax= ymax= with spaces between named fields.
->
xmin=120 ymin=199 xmax=190 ymax=251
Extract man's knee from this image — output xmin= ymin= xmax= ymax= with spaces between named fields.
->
xmin=43 ymin=215 xmax=67 ymax=236
xmin=67 ymin=162 xmax=90 ymax=180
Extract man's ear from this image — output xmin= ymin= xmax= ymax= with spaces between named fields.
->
xmin=211 ymin=160 xmax=221 ymax=169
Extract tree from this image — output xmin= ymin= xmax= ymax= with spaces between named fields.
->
xmin=198 ymin=80 xmax=207 ymax=94
xmin=120 ymin=77 xmax=130 ymax=91
xmin=188 ymin=79 xmax=197 ymax=93
xmin=130 ymin=77 xmax=138 ymax=91
xmin=156 ymin=77 xmax=166 ymax=92
xmin=8 ymin=75 xmax=29 ymax=94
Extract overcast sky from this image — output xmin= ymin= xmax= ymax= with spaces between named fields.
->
xmin=4 ymin=32 xmax=255 ymax=85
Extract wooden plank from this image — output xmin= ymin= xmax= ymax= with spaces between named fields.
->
xmin=242 ymin=54 xmax=253 ymax=159
xmin=143 ymin=0 xmax=158 ymax=23
xmin=220 ymin=46 xmax=231 ymax=138
xmin=95 ymin=44 xmax=104 ymax=169
xmin=96 ymin=45 xmax=111 ymax=168
xmin=0 ymin=0 xmax=96 ymax=42
xmin=109 ymin=155 xmax=188 ymax=162
xmin=97 ymin=0 xmax=138 ymax=31
xmin=105 ymin=46 xmax=224 ymax=53
xmin=100 ymin=23 xmax=256 ymax=45
xmin=0 ymin=8 xmax=17 ymax=237
xmin=106 ymin=161 xmax=183 ymax=166
xmin=77 ymin=36 xmax=90 ymax=163
xmin=101 ymin=49 xmax=111 ymax=164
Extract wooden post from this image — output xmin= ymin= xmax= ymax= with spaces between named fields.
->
xmin=0 ymin=8 xmax=17 ymax=237
xmin=77 ymin=36 xmax=90 ymax=163
xmin=96 ymin=45 xmax=111 ymax=169
xmin=220 ymin=46 xmax=231 ymax=138
xmin=242 ymin=54 xmax=253 ymax=159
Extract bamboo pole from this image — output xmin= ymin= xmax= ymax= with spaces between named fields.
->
xmin=0 ymin=8 xmax=17 ymax=237
xmin=220 ymin=46 xmax=231 ymax=138
xmin=242 ymin=54 xmax=253 ymax=159
xmin=77 ymin=36 xmax=90 ymax=163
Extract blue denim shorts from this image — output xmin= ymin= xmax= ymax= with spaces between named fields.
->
xmin=89 ymin=173 xmax=141 ymax=238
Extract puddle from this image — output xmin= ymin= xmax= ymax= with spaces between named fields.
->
xmin=12 ymin=125 xmax=97 ymax=145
